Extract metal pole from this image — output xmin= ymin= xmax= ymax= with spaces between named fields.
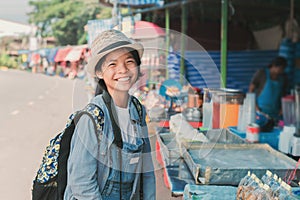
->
xmin=165 ymin=0 xmax=170 ymax=80
xmin=180 ymin=0 xmax=187 ymax=85
xmin=221 ymin=0 xmax=228 ymax=88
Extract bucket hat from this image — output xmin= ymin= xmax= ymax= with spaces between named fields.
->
xmin=86 ymin=29 xmax=144 ymax=76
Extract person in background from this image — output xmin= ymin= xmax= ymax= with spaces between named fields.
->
xmin=64 ymin=29 xmax=156 ymax=200
xmin=249 ymin=56 xmax=288 ymax=120
xmin=194 ymin=87 xmax=203 ymax=108
xmin=195 ymin=87 xmax=203 ymax=121
xmin=56 ymin=61 xmax=65 ymax=77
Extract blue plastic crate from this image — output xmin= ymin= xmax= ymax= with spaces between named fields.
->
xmin=229 ymin=127 xmax=281 ymax=150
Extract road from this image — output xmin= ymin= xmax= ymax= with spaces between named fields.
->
xmin=0 ymin=69 xmax=181 ymax=200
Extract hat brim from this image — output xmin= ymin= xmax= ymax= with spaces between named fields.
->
xmin=86 ymin=43 xmax=144 ymax=77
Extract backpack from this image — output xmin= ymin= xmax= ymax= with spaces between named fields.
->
xmin=32 ymin=103 xmax=104 ymax=200
xmin=32 ymin=95 xmax=144 ymax=200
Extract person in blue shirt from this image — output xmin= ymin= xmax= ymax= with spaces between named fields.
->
xmin=249 ymin=56 xmax=288 ymax=120
xmin=64 ymin=29 xmax=156 ymax=200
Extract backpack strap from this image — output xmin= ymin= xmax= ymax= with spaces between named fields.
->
xmin=102 ymin=90 xmax=123 ymax=149
xmin=131 ymin=96 xmax=144 ymax=124
xmin=78 ymin=103 xmax=104 ymax=136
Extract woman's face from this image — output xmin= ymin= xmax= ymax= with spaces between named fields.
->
xmin=96 ymin=48 xmax=138 ymax=94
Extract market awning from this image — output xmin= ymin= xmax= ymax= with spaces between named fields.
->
xmin=54 ymin=47 xmax=72 ymax=63
xmin=99 ymin=0 xmax=162 ymax=8
xmin=64 ymin=44 xmax=88 ymax=62
xmin=130 ymin=21 xmax=165 ymax=39
xmin=46 ymin=48 xmax=59 ymax=63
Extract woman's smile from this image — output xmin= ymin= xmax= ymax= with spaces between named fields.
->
xmin=115 ymin=76 xmax=130 ymax=82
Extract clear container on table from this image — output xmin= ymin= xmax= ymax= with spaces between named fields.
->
xmin=202 ymin=88 xmax=220 ymax=129
xmin=281 ymin=95 xmax=295 ymax=126
xmin=212 ymin=89 xmax=244 ymax=129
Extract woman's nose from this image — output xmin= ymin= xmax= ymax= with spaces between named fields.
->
xmin=117 ymin=63 xmax=128 ymax=73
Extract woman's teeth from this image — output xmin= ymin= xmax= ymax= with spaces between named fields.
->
xmin=117 ymin=77 xmax=130 ymax=81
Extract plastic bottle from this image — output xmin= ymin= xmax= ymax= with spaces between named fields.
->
xmin=268 ymin=173 xmax=279 ymax=188
xmin=252 ymin=183 xmax=272 ymax=200
xmin=244 ymin=175 xmax=261 ymax=199
xmin=237 ymin=172 xmax=255 ymax=200
xmin=238 ymin=171 xmax=252 ymax=186
xmin=261 ymin=170 xmax=273 ymax=184
xmin=269 ymin=177 xmax=282 ymax=197
xmin=278 ymin=181 xmax=292 ymax=200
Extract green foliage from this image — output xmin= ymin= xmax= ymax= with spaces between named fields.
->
xmin=28 ymin=0 xmax=111 ymax=45
xmin=0 ymin=54 xmax=18 ymax=69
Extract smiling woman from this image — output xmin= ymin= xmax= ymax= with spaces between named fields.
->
xmin=64 ymin=29 xmax=156 ymax=200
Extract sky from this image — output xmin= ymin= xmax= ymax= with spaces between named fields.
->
xmin=0 ymin=1 xmax=31 ymax=24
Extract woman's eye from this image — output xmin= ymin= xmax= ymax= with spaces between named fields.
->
xmin=126 ymin=60 xmax=135 ymax=64
xmin=108 ymin=63 xmax=116 ymax=67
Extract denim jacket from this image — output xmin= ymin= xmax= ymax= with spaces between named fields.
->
xmin=64 ymin=95 xmax=156 ymax=200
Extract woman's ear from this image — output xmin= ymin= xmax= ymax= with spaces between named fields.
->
xmin=96 ymin=71 xmax=103 ymax=79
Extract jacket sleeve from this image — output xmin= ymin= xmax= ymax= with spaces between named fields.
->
xmin=66 ymin=115 xmax=102 ymax=200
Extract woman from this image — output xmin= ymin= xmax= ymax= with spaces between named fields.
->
xmin=64 ymin=30 xmax=156 ymax=199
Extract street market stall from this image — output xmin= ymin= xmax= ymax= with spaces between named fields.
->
xmin=150 ymin=83 xmax=300 ymax=199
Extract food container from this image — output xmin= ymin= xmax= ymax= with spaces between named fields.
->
xmin=281 ymin=95 xmax=295 ymax=126
xmin=212 ymin=89 xmax=244 ymax=129
xmin=246 ymin=123 xmax=260 ymax=143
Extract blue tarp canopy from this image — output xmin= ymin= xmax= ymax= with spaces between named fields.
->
xmin=99 ymin=0 xmax=163 ymax=8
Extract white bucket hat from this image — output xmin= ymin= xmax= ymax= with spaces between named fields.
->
xmin=86 ymin=29 xmax=144 ymax=76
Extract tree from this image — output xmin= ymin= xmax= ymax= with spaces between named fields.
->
xmin=28 ymin=0 xmax=111 ymax=45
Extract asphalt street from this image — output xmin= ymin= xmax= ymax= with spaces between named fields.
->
xmin=0 ymin=69 xmax=181 ymax=200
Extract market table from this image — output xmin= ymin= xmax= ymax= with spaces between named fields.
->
xmin=155 ymin=127 xmax=300 ymax=198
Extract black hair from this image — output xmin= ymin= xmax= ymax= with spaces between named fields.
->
xmin=94 ymin=48 xmax=142 ymax=96
xmin=268 ymin=56 xmax=287 ymax=69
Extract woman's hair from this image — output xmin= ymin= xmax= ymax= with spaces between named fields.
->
xmin=268 ymin=56 xmax=287 ymax=69
xmin=94 ymin=48 xmax=143 ymax=96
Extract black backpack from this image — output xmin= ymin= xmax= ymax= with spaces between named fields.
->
xmin=32 ymin=103 xmax=104 ymax=200
xmin=32 ymin=93 xmax=144 ymax=200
